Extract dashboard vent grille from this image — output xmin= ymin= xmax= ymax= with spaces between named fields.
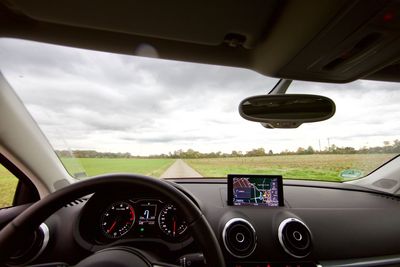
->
xmin=278 ymin=218 xmax=312 ymax=258
xmin=376 ymin=194 xmax=400 ymax=202
xmin=222 ymin=218 xmax=257 ymax=258
xmin=64 ymin=197 xmax=88 ymax=207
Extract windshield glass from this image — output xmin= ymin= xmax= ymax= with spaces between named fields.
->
xmin=1 ymin=38 xmax=399 ymax=182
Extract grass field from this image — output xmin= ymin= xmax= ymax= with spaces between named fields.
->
xmin=60 ymin=158 xmax=175 ymax=178
xmin=1 ymin=154 xmax=397 ymax=208
xmin=185 ymin=154 xmax=396 ymax=181
xmin=0 ymin=165 xmax=18 ymax=208
xmin=0 ymin=158 xmax=174 ymax=208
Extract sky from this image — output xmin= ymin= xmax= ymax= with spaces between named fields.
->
xmin=0 ymin=38 xmax=399 ymax=156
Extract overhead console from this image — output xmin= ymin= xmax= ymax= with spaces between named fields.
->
xmin=277 ymin=0 xmax=400 ymax=82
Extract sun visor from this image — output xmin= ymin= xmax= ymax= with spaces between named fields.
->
xmin=277 ymin=0 xmax=400 ymax=83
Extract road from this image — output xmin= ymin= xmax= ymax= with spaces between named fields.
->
xmin=160 ymin=159 xmax=203 ymax=178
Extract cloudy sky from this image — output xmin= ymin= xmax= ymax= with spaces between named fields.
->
xmin=0 ymin=38 xmax=399 ymax=156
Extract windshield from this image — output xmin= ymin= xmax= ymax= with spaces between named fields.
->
xmin=1 ymin=38 xmax=399 ymax=182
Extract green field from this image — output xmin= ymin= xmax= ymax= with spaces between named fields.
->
xmin=0 ymin=165 xmax=18 ymax=208
xmin=186 ymin=154 xmax=396 ymax=181
xmin=60 ymin=158 xmax=175 ymax=178
xmin=0 ymin=158 xmax=174 ymax=209
xmin=1 ymin=154 xmax=397 ymax=208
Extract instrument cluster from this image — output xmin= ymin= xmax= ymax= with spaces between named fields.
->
xmin=98 ymin=199 xmax=188 ymax=242
xmin=78 ymin=195 xmax=190 ymax=245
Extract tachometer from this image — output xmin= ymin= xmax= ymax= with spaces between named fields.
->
xmin=158 ymin=204 xmax=187 ymax=238
xmin=100 ymin=201 xmax=135 ymax=239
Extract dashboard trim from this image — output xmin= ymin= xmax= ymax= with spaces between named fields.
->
xmin=36 ymin=223 xmax=50 ymax=262
xmin=320 ymin=254 xmax=400 ymax=267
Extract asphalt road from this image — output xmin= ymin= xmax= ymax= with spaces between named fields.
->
xmin=160 ymin=159 xmax=203 ymax=178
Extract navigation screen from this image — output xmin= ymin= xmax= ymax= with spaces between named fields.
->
xmin=228 ymin=174 xmax=283 ymax=206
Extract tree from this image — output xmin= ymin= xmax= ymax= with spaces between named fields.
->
xmin=231 ymin=150 xmax=239 ymax=157
xmin=305 ymin=146 xmax=315 ymax=154
xmin=296 ymin=147 xmax=305 ymax=154
xmin=246 ymin=148 xmax=266 ymax=157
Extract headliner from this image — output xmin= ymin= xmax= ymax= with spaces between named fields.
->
xmin=0 ymin=0 xmax=399 ymax=83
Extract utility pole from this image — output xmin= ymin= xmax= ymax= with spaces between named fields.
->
xmin=327 ymin=138 xmax=330 ymax=151
xmin=318 ymin=139 xmax=321 ymax=152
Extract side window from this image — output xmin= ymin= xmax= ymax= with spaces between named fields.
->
xmin=0 ymin=164 xmax=19 ymax=208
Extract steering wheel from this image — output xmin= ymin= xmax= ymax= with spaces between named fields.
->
xmin=0 ymin=174 xmax=226 ymax=267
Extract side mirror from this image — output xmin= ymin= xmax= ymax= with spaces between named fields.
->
xmin=239 ymin=94 xmax=336 ymax=128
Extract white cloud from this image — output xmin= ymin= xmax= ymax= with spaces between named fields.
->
xmin=0 ymin=38 xmax=399 ymax=155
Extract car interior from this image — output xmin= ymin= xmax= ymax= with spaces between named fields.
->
xmin=0 ymin=0 xmax=400 ymax=267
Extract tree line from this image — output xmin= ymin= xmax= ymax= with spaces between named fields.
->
xmin=56 ymin=139 xmax=400 ymax=159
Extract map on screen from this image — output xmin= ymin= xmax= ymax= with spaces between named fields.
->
xmin=229 ymin=175 xmax=282 ymax=206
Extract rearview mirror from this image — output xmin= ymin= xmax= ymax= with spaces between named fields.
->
xmin=239 ymin=94 xmax=335 ymax=128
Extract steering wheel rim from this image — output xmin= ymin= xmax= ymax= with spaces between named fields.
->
xmin=0 ymin=174 xmax=225 ymax=266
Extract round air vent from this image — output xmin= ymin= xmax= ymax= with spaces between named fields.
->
xmin=7 ymin=223 xmax=49 ymax=266
xmin=222 ymin=218 xmax=257 ymax=258
xmin=278 ymin=218 xmax=312 ymax=258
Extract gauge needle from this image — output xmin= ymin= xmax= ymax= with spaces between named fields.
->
xmin=173 ymin=219 xmax=176 ymax=237
xmin=107 ymin=221 xmax=117 ymax=233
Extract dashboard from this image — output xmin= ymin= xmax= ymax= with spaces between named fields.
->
xmin=72 ymin=178 xmax=400 ymax=267
xmin=180 ymin=179 xmax=400 ymax=267
xmin=7 ymin=178 xmax=400 ymax=267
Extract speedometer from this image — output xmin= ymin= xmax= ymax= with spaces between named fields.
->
xmin=100 ymin=201 xmax=135 ymax=239
xmin=158 ymin=204 xmax=187 ymax=238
